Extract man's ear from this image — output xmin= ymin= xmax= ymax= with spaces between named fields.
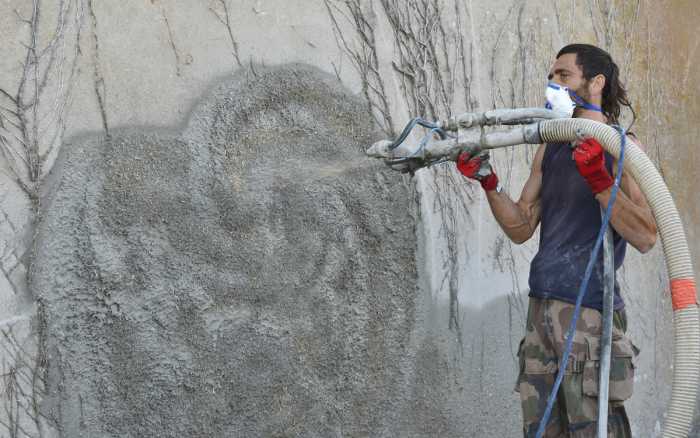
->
xmin=591 ymin=74 xmax=606 ymax=95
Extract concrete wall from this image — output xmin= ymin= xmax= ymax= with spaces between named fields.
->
xmin=0 ymin=0 xmax=697 ymax=436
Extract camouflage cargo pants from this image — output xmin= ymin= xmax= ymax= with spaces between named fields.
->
xmin=516 ymin=297 xmax=638 ymax=437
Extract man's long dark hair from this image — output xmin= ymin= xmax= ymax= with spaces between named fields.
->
xmin=557 ymin=44 xmax=635 ymax=129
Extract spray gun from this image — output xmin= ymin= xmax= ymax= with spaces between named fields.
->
xmin=366 ymin=108 xmax=565 ymax=174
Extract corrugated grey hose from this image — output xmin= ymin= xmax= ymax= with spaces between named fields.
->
xmin=537 ymin=118 xmax=700 ymax=438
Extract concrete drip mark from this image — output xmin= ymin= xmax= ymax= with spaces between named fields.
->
xmin=620 ymin=0 xmax=642 ymax=83
xmin=515 ymin=2 xmax=528 ymax=108
xmin=87 ymin=0 xmax=109 ymax=138
xmin=551 ymin=0 xmax=564 ymax=37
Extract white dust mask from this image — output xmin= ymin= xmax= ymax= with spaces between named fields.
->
xmin=545 ymin=82 xmax=576 ymax=117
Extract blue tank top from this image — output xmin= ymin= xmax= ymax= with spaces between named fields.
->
xmin=528 ymin=143 xmax=627 ymax=311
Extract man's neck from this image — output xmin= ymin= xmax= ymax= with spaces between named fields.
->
xmin=574 ymin=108 xmax=608 ymax=124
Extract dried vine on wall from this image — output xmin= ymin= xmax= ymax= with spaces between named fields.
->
xmin=326 ymin=0 xmax=647 ymax=347
xmin=325 ymin=0 xmax=395 ymax=137
xmin=0 ymin=0 xmax=84 ymax=207
xmin=209 ymin=0 xmax=244 ymax=68
xmin=326 ymin=0 xmax=484 ymax=340
xmin=0 ymin=1 xmax=86 ymax=435
xmin=0 ymin=319 xmax=51 ymax=438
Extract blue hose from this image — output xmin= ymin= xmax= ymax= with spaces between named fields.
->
xmin=388 ymin=117 xmax=451 ymax=151
xmin=534 ymin=126 xmax=627 ymax=438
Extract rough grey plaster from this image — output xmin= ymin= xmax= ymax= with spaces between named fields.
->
xmin=33 ymin=64 xmax=465 ymax=437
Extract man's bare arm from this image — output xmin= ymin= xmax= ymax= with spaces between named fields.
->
xmin=483 ymin=144 xmax=545 ymax=244
xmin=595 ymin=137 xmax=657 ymax=253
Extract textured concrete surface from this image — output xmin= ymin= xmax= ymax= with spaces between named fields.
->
xmin=33 ymin=65 xmax=426 ymax=437
xmin=0 ymin=0 xmax=698 ymax=437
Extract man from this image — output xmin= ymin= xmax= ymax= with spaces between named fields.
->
xmin=457 ymin=44 xmax=657 ymax=437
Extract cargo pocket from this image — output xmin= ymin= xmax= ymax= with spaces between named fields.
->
xmin=515 ymin=336 xmax=559 ymax=393
xmin=582 ymin=335 xmax=637 ymax=402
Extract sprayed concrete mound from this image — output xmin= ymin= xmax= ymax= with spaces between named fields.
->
xmin=29 ymin=64 xmax=476 ymax=437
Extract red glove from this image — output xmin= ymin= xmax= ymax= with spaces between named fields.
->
xmin=572 ymin=137 xmax=614 ymax=194
xmin=456 ymin=152 xmax=499 ymax=191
